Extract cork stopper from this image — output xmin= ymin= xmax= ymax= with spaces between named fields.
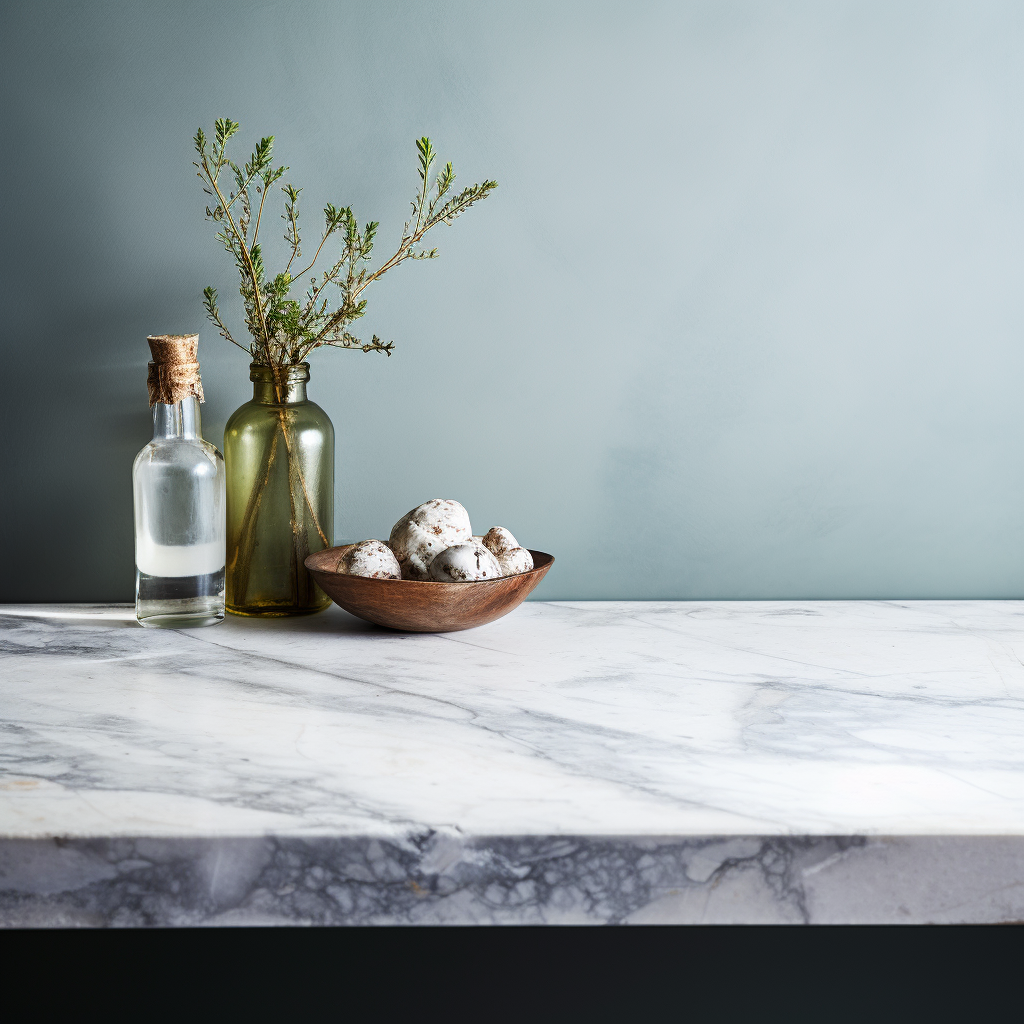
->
xmin=146 ymin=334 xmax=205 ymax=406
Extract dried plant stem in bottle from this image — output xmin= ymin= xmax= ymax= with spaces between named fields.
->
xmin=224 ymin=363 xmax=332 ymax=616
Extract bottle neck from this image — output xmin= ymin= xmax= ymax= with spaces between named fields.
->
xmin=252 ymin=379 xmax=308 ymax=404
xmin=152 ymin=397 xmax=202 ymax=440
xmin=250 ymin=362 xmax=310 ymax=405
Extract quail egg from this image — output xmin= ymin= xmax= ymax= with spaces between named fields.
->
xmin=428 ymin=542 xmax=503 ymax=582
xmin=389 ymin=499 xmax=473 ymax=580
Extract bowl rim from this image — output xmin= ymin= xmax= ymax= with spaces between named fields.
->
xmin=305 ymin=546 xmax=554 ymax=585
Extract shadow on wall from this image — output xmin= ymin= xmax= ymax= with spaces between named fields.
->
xmin=5 ymin=300 xmax=173 ymax=602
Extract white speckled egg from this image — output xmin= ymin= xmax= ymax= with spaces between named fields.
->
xmin=389 ymin=499 xmax=473 ymax=580
xmin=481 ymin=527 xmax=534 ymax=574
xmin=335 ymin=540 xmax=402 ymax=579
xmin=482 ymin=526 xmax=519 ymax=558
xmin=496 ymin=546 xmax=534 ymax=576
xmin=427 ymin=542 xmax=503 ymax=582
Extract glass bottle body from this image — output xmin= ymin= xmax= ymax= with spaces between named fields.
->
xmin=224 ymin=363 xmax=334 ymax=616
xmin=133 ymin=398 xmax=226 ymax=627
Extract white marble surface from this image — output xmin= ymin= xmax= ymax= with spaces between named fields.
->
xmin=3 ymin=600 xmax=1024 ymax=926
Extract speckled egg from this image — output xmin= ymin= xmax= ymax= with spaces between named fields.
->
xmin=389 ymin=499 xmax=473 ymax=580
xmin=496 ymin=546 xmax=534 ymax=576
xmin=427 ymin=542 xmax=503 ymax=582
xmin=481 ymin=527 xmax=534 ymax=576
xmin=334 ymin=540 xmax=402 ymax=579
xmin=482 ymin=526 xmax=519 ymax=558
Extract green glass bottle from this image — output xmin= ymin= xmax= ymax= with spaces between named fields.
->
xmin=224 ymin=363 xmax=333 ymax=616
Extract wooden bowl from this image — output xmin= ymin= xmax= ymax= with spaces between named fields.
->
xmin=304 ymin=547 xmax=555 ymax=632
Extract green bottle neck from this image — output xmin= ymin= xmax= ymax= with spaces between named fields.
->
xmin=250 ymin=363 xmax=309 ymax=405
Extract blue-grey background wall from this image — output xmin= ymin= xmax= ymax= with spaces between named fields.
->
xmin=2 ymin=0 xmax=1022 ymax=601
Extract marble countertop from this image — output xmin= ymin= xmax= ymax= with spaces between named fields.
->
xmin=3 ymin=600 xmax=1024 ymax=926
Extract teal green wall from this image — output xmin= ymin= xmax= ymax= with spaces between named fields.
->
xmin=3 ymin=0 xmax=1024 ymax=601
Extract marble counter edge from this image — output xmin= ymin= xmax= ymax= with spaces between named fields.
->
xmin=3 ymin=830 xmax=1024 ymax=927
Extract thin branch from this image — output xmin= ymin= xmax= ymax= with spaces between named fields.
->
xmin=251 ymin=182 xmax=269 ymax=245
xmin=295 ymin=229 xmax=334 ymax=282
xmin=203 ymin=160 xmax=273 ymax=363
xmin=283 ymin=187 xmax=302 ymax=274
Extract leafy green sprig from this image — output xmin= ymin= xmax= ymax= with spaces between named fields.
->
xmin=193 ymin=119 xmax=497 ymax=369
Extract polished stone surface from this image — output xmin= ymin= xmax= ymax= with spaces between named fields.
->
xmin=3 ymin=600 xmax=1024 ymax=925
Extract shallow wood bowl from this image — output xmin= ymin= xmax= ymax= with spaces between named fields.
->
xmin=304 ymin=547 xmax=555 ymax=633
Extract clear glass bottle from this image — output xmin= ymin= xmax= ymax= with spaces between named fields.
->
xmin=134 ymin=391 xmax=226 ymax=628
xmin=223 ymin=362 xmax=333 ymax=616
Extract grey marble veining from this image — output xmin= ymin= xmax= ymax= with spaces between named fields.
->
xmin=3 ymin=600 xmax=1024 ymax=926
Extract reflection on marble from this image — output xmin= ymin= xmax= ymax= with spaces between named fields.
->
xmin=3 ymin=600 xmax=1024 ymax=925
